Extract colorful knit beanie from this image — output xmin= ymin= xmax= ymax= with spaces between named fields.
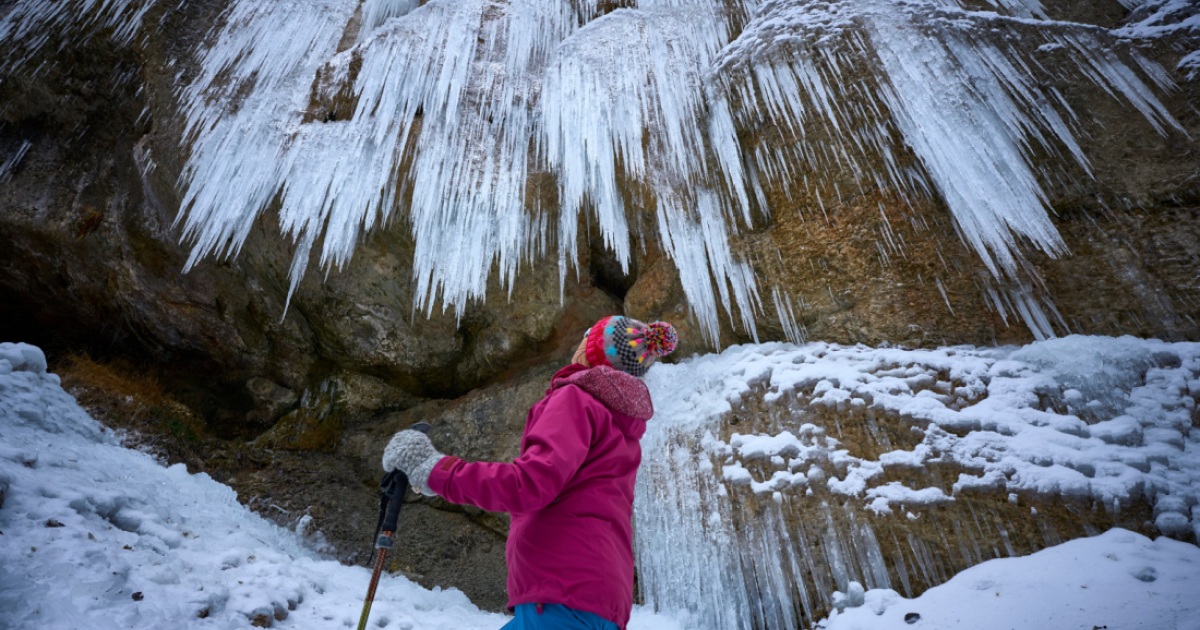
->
xmin=584 ymin=316 xmax=677 ymax=378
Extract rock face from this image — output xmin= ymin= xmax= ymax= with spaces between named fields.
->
xmin=1 ymin=0 xmax=1199 ymax=618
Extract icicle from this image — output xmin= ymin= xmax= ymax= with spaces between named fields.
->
xmin=0 ymin=0 xmax=159 ymax=74
xmin=8 ymin=0 xmax=1187 ymax=344
xmin=357 ymin=0 xmax=419 ymax=43
xmin=0 ymin=141 xmax=33 ymax=185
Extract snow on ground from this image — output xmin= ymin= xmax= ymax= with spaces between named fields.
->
xmin=3 ymin=339 xmax=1200 ymax=630
xmin=821 ymin=528 xmax=1200 ymax=630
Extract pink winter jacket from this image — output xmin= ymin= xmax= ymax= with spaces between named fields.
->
xmin=427 ymin=363 xmax=653 ymax=630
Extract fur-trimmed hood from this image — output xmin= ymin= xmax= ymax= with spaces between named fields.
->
xmin=550 ymin=364 xmax=654 ymax=424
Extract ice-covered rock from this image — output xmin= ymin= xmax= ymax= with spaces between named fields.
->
xmin=637 ymin=335 xmax=1200 ymax=629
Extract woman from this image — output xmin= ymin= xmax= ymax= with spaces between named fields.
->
xmin=382 ymin=315 xmax=677 ymax=630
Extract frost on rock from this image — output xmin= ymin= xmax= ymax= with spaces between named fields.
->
xmin=1 ymin=0 xmax=1191 ymax=341
xmin=1115 ymin=0 xmax=1200 ymax=78
xmin=637 ymin=335 xmax=1200 ymax=629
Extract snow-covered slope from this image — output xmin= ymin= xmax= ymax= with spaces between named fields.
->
xmin=0 ymin=342 xmax=506 ymax=630
xmin=0 ymin=342 xmax=687 ymax=630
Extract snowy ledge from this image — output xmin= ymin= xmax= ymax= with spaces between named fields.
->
xmin=645 ymin=335 xmax=1200 ymax=533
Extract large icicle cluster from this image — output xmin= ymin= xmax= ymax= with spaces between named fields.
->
xmin=637 ymin=335 xmax=1200 ymax=629
xmin=715 ymin=0 xmax=1183 ymax=280
xmin=176 ymin=0 xmax=604 ymax=311
xmin=1 ymin=0 xmax=1191 ymax=341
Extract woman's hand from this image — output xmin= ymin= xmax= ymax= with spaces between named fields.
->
xmin=382 ymin=429 xmax=445 ymax=496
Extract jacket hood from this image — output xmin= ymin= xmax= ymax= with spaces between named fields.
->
xmin=551 ymin=364 xmax=652 ymax=437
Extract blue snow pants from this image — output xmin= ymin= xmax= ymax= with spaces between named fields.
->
xmin=499 ymin=603 xmax=620 ymax=630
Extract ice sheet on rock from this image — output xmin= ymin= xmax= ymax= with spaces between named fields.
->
xmin=821 ymin=529 xmax=1200 ymax=630
xmin=357 ymin=0 xmax=420 ymax=43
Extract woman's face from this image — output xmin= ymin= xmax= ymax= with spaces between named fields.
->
xmin=572 ymin=333 xmax=590 ymax=367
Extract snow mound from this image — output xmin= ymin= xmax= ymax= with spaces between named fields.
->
xmin=821 ymin=528 xmax=1200 ymax=630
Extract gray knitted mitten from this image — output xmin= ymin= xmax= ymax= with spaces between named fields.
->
xmin=381 ymin=429 xmax=444 ymax=497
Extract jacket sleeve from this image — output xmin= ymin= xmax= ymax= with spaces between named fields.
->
xmin=427 ymin=385 xmax=600 ymax=513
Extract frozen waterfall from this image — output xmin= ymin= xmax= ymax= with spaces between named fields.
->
xmin=1 ymin=0 xmax=1190 ymax=343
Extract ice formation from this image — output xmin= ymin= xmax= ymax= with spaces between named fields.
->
xmin=637 ymin=335 xmax=1200 ymax=629
xmin=2 ymin=0 xmax=1191 ymax=341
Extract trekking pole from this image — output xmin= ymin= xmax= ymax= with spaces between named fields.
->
xmin=357 ymin=422 xmax=433 ymax=630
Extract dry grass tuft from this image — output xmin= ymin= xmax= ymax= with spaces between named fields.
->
xmin=57 ymin=354 xmax=207 ymax=460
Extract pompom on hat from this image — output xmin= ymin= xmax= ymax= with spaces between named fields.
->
xmin=584 ymin=316 xmax=677 ymax=378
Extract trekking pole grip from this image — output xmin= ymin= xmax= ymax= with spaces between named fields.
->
xmin=378 ymin=422 xmax=433 ymax=541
